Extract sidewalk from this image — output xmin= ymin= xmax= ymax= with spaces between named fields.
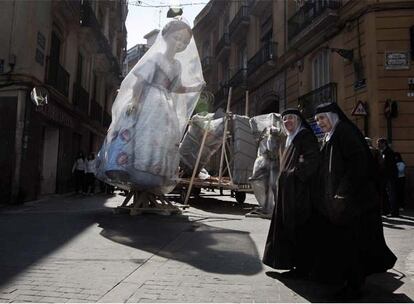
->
xmin=0 ymin=191 xmax=413 ymax=303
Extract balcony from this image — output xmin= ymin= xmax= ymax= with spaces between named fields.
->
xmin=90 ymin=99 xmax=103 ymax=123
xmin=47 ymin=59 xmax=70 ymax=97
xmin=248 ymin=41 xmax=277 ymax=77
xmin=288 ymin=0 xmax=341 ymax=46
xmin=298 ymin=82 xmax=337 ymax=119
xmin=248 ymin=0 xmax=271 ymax=16
xmin=229 ymin=6 xmax=250 ymax=44
xmin=229 ymin=68 xmax=248 ymax=89
xmin=215 ymin=33 xmax=230 ymax=61
xmin=80 ymin=1 xmax=121 ymax=75
xmin=201 ymin=56 xmax=214 ymax=73
xmin=72 ymin=82 xmax=89 ymax=114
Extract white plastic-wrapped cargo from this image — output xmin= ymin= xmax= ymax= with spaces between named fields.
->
xmin=230 ymin=115 xmax=257 ymax=184
xmin=95 ymin=19 xmax=204 ymax=195
xmin=249 ymin=113 xmax=285 ymax=213
xmin=179 ymin=112 xmax=224 ymax=177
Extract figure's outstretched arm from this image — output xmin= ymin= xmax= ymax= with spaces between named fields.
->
xmin=173 ymin=81 xmax=205 ymax=93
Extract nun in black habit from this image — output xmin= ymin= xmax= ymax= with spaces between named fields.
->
xmin=312 ymin=102 xmax=397 ymax=299
xmin=262 ymin=108 xmax=320 ymax=277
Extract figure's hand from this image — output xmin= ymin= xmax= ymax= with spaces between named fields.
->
xmin=197 ymin=81 xmax=206 ymax=91
xmin=126 ymin=103 xmax=138 ymax=116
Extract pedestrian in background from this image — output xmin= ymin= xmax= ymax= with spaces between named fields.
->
xmin=72 ymin=152 xmax=86 ymax=194
xmin=394 ymin=152 xmax=406 ymax=211
xmin=377 ymin=138 xmax=399 ymax=216
xmin=85 ymin=153 xmax=97 ymax=195
xmin=365 ymin=137 xmax=382 ymax=192
xmin=312 ymin=103 xmax=396 ymax=300
xmin=263 ymin=108 xmax=319 ymax=278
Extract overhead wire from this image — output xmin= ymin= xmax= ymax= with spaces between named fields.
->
xmin=129 ymin=1 xmax=208 ymax=8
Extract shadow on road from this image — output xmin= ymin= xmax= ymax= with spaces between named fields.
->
xmin=0 ymin=194 xmax=108 ymax=288
xmin=266 ymin=270 xmax=413 ymax=303
xmin=0 ymin=193 xmax=264 ymax=289
xmin=97 ymin=210 xmax=263 ymax=275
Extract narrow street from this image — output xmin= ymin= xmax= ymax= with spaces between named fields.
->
xmin=0 ymin=191 xmax=413 ymax=303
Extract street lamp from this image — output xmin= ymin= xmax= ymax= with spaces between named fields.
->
xmin=167 ymin=7 xmax=183 ymax=18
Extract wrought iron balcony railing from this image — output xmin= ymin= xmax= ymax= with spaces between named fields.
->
xmin=47 ymin=59 xmax=70 ymax=97
xmin=298 ymin=82 xmax=337 ymax=119
xmin=72 ymin=82 xmax=89 ymax=114
xmin=201 ymin=56 xmax=213 ymax=71
xmin=229 ymin=6 xmax=250 ymax=37
xmin=248 ymin=0 xmax=270 ymax=16
xmin=229 ymin=68 xmax=248 ymax=88
xmin=288 ymin=0 xmax=342 ymax=41
xmin=214 ymin=83 xmax=229 ymax=106
xmin=247 ymin=41 xmax=277 ymax=76
xmin=90 ymin=99 xmax=103 ymax=123
xmin=215 ymin=33 xmax=230 ymax=57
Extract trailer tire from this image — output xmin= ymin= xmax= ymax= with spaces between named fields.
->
xmin=193 ymin=187 xmax=201 ymax=198
xmin=235 ymin=191 xmax=246 ymax=204
xmin=180 ymin=189 xmax=187 ymax=204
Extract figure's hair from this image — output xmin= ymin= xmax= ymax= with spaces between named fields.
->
xmin=162 ymin=20 xmax=192 ymax=40
xmin=394 ymin=152 xmax=403 ymax=162
xmin=377 ymin=137 xmax=388 ymax=145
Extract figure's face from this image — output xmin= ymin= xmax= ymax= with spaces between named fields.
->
xmin=166 ymin=29 xmax=191 ymax=53
xmin=315 ymin=113 xmax=333 ymax=133
xmin=282 ymin=114 xmax=298 ymax=134
xmin=377 ymin=140 xmax=386 ymax=150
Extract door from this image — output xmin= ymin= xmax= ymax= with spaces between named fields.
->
xmin=40 ymin=127 xmax=60 ymax=195
xmin=0 ymin=97 xmax=17 ymax=203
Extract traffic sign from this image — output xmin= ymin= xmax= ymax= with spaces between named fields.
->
xmin=352 ymin=100 xmax=367 ymax=116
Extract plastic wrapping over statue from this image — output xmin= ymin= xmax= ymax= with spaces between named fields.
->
xmin=96 ymin=18 xmax=205 ymax=195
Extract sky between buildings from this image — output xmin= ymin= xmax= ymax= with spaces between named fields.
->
xmin=125 ymin=1 xmax=208 ymax=50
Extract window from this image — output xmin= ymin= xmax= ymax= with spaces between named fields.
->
xmin=203 ymin=40 xmax=210 ymax=58
xmin=239 ymin=46 xmax=247 ymax=69
xmin=92 ymin=73 xmax=98 ymax=101
xmin=221 ymin=62 xmax=230 ymax=85
xmin=76 ymin=53 xmax=83 ymax=85
xmin=50 ymin=32 xmax=61 ymax=63
xmin=312 ymin=49 xmax=330 ymax=89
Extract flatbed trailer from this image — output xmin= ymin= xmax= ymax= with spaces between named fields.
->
xmin=175 ymin=176 xmax=252 ymax=204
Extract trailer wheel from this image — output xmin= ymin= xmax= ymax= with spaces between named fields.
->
xmin=192 ymin=187 xmax=201 ymax=198
xmin=180 ymin=189 xmax=187 ymax=204
xmin=235 ymin=191 xmax=246 ymax=204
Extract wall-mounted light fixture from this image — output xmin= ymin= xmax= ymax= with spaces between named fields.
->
xmin=327 ymin=47 xmax=366 ymax=90
xmin=327 ymin=47 xmax=354 ymax=61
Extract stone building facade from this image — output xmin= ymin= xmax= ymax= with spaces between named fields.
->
xmin=0 ymin=0 xmax=128 ymax=203
xmin=193 ymin=0 xmax=414 ymax=204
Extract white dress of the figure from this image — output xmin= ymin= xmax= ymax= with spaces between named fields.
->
xmin=96 ymin=19 xmax=204 ymax=195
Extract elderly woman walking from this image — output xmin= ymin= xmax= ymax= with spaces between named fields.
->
xmin=263 ymin=108 xmax=320 ymax=278
xmin=312 ymin=102 xmax=396 ymax=300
